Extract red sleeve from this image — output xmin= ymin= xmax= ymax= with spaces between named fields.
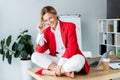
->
xmin=62 ymin=23 xmax=79 ymax=58
xmin=35 ymin=43 xmax=48 ymax=53
xmin=35 ymin=29 xmax=49 ymax=53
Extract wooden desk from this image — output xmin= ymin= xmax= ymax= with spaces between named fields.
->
xmin=28 ymin=56 xmax=120 ymax=80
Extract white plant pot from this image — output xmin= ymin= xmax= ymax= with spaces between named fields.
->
xmin=21 ymin=60 xmax=33 ymax=80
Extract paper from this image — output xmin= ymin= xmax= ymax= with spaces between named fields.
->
xmin=109 ymin=63 xmax=120 ymax=69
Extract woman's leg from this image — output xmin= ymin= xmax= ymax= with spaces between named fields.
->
xmin=42 ymin=69 xmax=56 ymax=76
xmin=60 ymin=54 xmax=85 ymax=78
xmin=47 ymin=62 xmax=57 ymax=70
xmin=31 ymin=52 xmax=58 ymax=69
xmin=31 ymin=52 xmax=58 ymax=75
xmin=31 ymin=52 xmax=52 ymax=69
xmin=31 ymin=53 xmax=85 ymax=77
xmin=62 ymin=54 xmax=85 ymax=72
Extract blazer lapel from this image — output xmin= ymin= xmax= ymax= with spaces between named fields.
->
xmin=49 ymin=29 xmax=56 ymax=55
xmin=59 ymin=21 xmax=66 ymax=47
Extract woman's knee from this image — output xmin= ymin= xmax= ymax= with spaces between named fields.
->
xmin=72 ymin=54 xmax=85 ymax=67
xmin=31 ymin=52 xmax=37 ymax=63
xmin=62 ymin=54 xmax=85 ymax=72
xmin=74 ymin=54 xmax=85 ymax=61
xmin=31 ymin=52 xmax=43 ymax=63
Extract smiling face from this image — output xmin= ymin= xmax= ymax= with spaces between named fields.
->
xmin=40 ymin=6 xmax=58 ymax=30
xmin=43 ymin=13 xmax=58 ymax=30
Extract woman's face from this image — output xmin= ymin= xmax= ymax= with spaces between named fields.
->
xmin=43 ymin=13 xmax=58 ymax=30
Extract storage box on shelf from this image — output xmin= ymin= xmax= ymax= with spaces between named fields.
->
xmin=98 ymin=19 xmax=120 ymax=56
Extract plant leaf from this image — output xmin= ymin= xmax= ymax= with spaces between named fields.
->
xmin=6 ymin=50 xmax=9 ymax=58
xmin=1 ymin=39 xmax=5 ymax=47
xmin=14 ymin=51 xmax=20 ymax=58
xmin=8 ymin=55 xmax=12 ymax=64
xmin=12 ymin=42 xmax=18 ymax=51
xmin=25 ymin=34 xmax=31 ymax=39
xmin=17 ymin=35 xmax=21 ymax=40
xmin=2 ymin=50 xmax=5 ymax=61
xmin=21 ymin=50 xmax=28 ymax=59
xmin=18 ymin=44 xmax=24 ymax=51
xmin=22 ymin=30 xmax=28 ymax=34
xmin=6 ymin=35 xmax=12 ymax=46
xmin=0 ymin=49 xmax=2 ymax=55
xmin=28 ymin=40 xmax=33 ymax=46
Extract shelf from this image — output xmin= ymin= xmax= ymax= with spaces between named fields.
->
xmin=117 ymin=34 xmax=120 ymax=46
xmin=98 ymin=20 xmax=107 ymax=32
xmin=98 ymin=19 xmax=120 ymax=55
xmin=107 ymin=21 xmax=114 ymax=32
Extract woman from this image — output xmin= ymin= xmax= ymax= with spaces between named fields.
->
xmin=31 ymin=6 xmax=90 ymax=78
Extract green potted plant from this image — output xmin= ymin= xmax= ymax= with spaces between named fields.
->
xmin=0 ymin=30 xmax=34 ymax=64
xmin=0 ymin=30 xmax=34 ymax=80
xmin=0 ymin=35 xmax=13 ymax=64
xmin=12 ymin=30 xmax=34 ymax=60
xmin=14 ymin=30 xmax=34 ymax=80
xmin=12 ymin=30 xmax=34 ymax=80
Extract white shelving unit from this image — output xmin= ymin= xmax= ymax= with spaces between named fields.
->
xmin=98 ymin=19 xmax=120 ymax=55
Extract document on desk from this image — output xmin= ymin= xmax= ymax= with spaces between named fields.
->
xmin=109 ymin=63 xmax=120 ymax=70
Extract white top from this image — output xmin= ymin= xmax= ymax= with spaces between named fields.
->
xmin=36 ymin=21 xmax=66 ymax=66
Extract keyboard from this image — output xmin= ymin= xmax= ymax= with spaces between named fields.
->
xmin=89 ymin=61 xmax=99 ymax=67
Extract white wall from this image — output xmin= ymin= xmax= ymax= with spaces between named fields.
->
xmin=0 ymin=0 xmax=106 ymax=80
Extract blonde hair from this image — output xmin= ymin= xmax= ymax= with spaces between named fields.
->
xmin=40 ymin=6 xmax=57 ymax=22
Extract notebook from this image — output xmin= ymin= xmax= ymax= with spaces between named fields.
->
xmin=89 ymin=50 xmax=110 ymax=67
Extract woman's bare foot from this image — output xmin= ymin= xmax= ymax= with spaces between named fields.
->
xmin=36 ymin=68 xmax=74 ymax=78
xmin=64 ymin=72 xmax=74 ymax=78
xmin=42 ymin=69 xmax=56 ymax=76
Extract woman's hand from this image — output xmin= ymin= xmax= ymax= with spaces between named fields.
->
xmin=55 ymin=65 xmax=62 ymax=76
xmin=37 ymin=22 xmax=45 ymax=34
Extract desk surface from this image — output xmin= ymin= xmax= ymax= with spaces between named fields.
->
xmin=28 ymin=55 xmax=120 ymax=80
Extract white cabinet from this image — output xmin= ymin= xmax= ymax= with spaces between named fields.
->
xmin=98 ymin=19 xmax=120 ymax=56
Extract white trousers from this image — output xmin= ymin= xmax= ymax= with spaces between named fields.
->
xmin=31 ymin=52 xmax=85 ymax=72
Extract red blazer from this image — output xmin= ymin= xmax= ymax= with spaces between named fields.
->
xmin=36 ymin=21 xmax=90 ymax=74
